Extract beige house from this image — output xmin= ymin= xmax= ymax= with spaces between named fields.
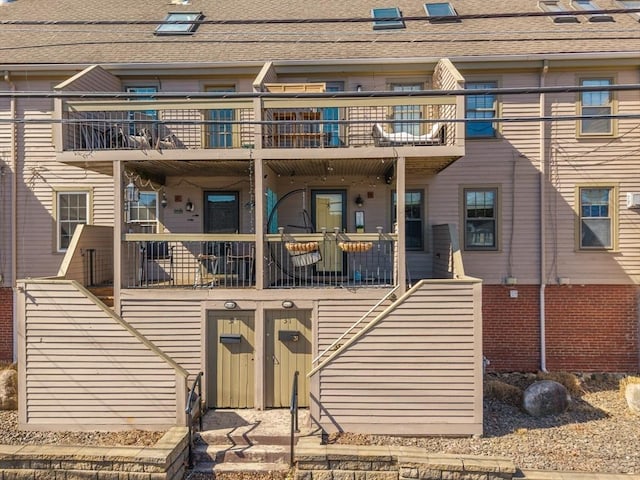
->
xmin=1 ymin=0 xmax=639 ymax=432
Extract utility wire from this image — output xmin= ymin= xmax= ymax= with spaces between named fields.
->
xmin=1 ymin=8 xmax=640 ymax=25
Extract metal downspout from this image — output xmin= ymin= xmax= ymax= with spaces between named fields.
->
xmin=5 ymin=70 xmax=18 ymax=361
xmin=539 ymin=61 xmax=548 ymax=373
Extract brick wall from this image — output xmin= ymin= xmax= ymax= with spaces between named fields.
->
xmin=0 ymin=287 xmax=13 ymax=363
xmin=483 ymin=284 xmax=640 ymax=373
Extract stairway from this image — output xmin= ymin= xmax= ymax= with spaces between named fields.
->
xmin=88 ymin=286 xmax=114 ymax=308
xmin=186 ymin=408 xmax=314 ymax=480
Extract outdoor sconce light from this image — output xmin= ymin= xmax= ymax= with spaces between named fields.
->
xmin=160 ymin=192 xmax=168 ymax=208
xmin=125 ymin=180 xmax=139 ymax=203
xmin=282 ymin=300 xmax=294 ymax=309
xmin=224 ymin=301 xmax=237 ymax=309
xmin=185 ymin=199 xmax=194 ymax=212
xmin=356 ymin=85 xmax=363 ymax=92
xmin=355 ymin=194 xmax=364 ymax=208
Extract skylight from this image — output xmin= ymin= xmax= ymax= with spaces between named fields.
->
xmin=371 ymin=7 xmax=405 ymax=30
xmin=618 ymin=0 xmax=640 ymax=20
xmin=572 ymin=0 xmax=614 ymax=21
xmin=538 ymin=1 xmax=580 ymax=22
xmin=155 ymin=12 xmax=204 ymax=35
xmin=424 ymin=3 xmax=460 ymax=22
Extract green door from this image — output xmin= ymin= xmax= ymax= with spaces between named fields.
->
xmin=265 ymin=309 xmax=312 ymax=407
xmin=207 ymin=310 xmax=255 ymax=408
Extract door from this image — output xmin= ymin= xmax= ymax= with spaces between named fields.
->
xmin=265 ymin=309 xmax=312 ymax=408
xmin=312 ymin=190 xmax=346 ymax=274
xmin=207 ymin=310 xmax=255 ymax=408
xmin=204 ymin=191 xmax=239 ymax=233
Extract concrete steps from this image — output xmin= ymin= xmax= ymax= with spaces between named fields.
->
xmin=189 ymin=461 xmax=290 ymax=480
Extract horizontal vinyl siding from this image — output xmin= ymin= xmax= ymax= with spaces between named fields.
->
xmin=23 ymin=281 xmax=179 ymax=428
xmin=57 ymin=65 xmax=122 ymax=92
xmin=0 ymin=98 xmax=12 ymax=284
xmin=120 ymin=298 xmax=203 ymax=376
xmin=316 ymin=281 xmax=481 ymax=435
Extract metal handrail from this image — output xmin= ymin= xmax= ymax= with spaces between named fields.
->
xmin=289 ymin=370 xmax=299 ymax=467
xmin=312 ymin=285 xmax=400 ymax=365
xmin=185 ymin=371 xmax=204 ymax=468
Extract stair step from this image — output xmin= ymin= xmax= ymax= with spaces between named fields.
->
xmin=191 ymin=461 xmax=290 ymax=480
xmin=193 ymin=444 xmax=290 ymax=464
xmin=197 ymin=432 xmax=292 ymax=446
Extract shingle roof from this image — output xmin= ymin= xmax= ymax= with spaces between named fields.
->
xmin=0 ymin=0 xmax=639 ymax=66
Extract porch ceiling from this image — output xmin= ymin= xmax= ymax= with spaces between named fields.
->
xmin=63 ymin=156 xmax=455 ymax=184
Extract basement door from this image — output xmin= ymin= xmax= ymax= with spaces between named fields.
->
xmin=207 ymin=310 xmax=255 ymax=408
xmin=265 ymin=309 xmax=312 ymax=408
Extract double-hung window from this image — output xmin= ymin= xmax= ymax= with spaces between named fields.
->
xmin=464 ymin=187 xmax=498 ymax=250
xmin=207 ymin=86 xmax=236 ymax=148
xmin=392 ymin=190 xmax=425 ymax=250
xmin=56 ymin=191 xmax=89 ymax=252
xmin=128 ymin=191 xmax=159 ymax=232
xmin=391 ymin=83 xmax=422 ymax=136
xmin=578 ymin=186 xmax=615 ymax=249
xmin=465 ymin=82 xmax=498 ymax=138
xmin=579 ymin=78 xmax=613 ymax=136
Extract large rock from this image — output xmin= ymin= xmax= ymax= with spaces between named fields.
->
xmin=625 ymin=383 xmax=640 ymax=414
xmin=0 ymin=368 xmax=18 ymax=410
xmin=522 ymin=380 xmax=569 ymax=417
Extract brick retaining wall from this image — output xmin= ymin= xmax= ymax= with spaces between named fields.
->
xmin=483 ymin=284 xmax=640 ymax=373
xmin=0 ymin=427 xmax=188 ymax=480
xmin=0 ymin=287 xmax=13 ymax=363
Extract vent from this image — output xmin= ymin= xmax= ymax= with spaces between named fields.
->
xmin=626 ymin=192 xmax=640 ymax=209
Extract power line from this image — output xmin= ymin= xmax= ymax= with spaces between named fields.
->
xmin=1 ymin=8 xmax=640 ymax=26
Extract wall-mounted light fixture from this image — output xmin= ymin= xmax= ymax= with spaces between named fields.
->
xmin=185 ymin=199 xmax=194 ymax=212
xmin=125 ymin=180 xmax=139 ymax=203
xmin=161 ymin=192 xmax=168 ymax=208
xmin=282 ymin=300 xmax=294 ymax=309
xmin=355 ymin=194 xmax=364 ymax=208
xmin=224 ymin=301 xmax=237 ymax=309
xmin=356 ymin=85 xmax=363 ymax=92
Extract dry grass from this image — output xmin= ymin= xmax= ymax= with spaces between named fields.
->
xmin=537 ymin=371 xmax=584 ymax=397
xmin=484 ymin=379 xmax=523 ymax=407
xmin=619 ymin=375 xmax=640 ymax=397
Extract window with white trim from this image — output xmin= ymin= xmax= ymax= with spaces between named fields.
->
xmin=579 ymin=78 xmax=613 ymax=135
xmin=57 ymin=191 xmax=89 ymax=252
xmin=128 ymin=191 xmax=159 ymax=225
xmin=579 ymin=186 xmax=614 ymax=249
xmin=464 ymin=188 xmax=498 ymax=250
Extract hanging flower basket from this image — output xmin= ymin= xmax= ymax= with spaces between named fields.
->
xmin=285 ymin=241 xmax=319 ymax=253
xmin=338 ymin=241 xmax=373 ymax=253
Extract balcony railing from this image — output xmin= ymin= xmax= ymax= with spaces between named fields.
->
xmin=266 ymin=233 xmax=396 ymax=288
xmin=59 ymin=96 xmax=458 ymax=152
xmin=123 ymin=235 xmax=255 ymax=289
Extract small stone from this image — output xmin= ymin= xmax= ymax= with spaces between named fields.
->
xmin=624 ymin=383 xmax=640 ymax=414
xmin=0 ymin=368 xmax=18 ymax=410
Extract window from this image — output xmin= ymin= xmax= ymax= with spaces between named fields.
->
xmin=465 ymin=81 xmax=497 ymax=138
xmin=392 ymin=190 xmax=424 ymax=250
xmin=618 ymin=0 xmax=640 ymax=19
xmin=371 ymin=7 xmax=405 ymax=29
xmin=579 ymin=78 xmax=613 ymax=135
xmin=155 ymin=12 xmax=204 ymax=35
xmin=539 ymin=0 xmax=580 ymax=22
xmin=207 ymin=86 xmax=235 ymax=148
xmin=464 ymin=188 xmax=498 ymax=250
xmin=391 ymin=83 xmax=422 ymax=136
xmin=424 ymin=2 xmax=459 ymax=22
xmin=578 ymin=186 xmax=615 ymax=249
xmin=126 ymin=86 xmax=158 ymax=136
xmin=56 ymin=191 xmax=89 ymax=252
xmin=128 ymin=191 xmax=158 ymax=225
xmin=572 ymin=0 xmax=614 ymax=21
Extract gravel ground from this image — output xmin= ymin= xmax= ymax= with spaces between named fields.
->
xmin=0 ymin=410 xmax=165 ymax=447
xmin=328 ymin=373 xmax=640 ymax=474
xmin=1 ymin=373 xmax=638 ymax=474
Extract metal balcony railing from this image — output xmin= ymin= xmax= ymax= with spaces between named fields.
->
xmin=59 ymin=96 xmax=458 ymax=152
xmin=123 ymin=235 xmax=255 ymax=289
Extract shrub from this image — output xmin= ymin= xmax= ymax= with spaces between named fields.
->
xmin=484 ymin=380 xmax=523 ymax=407
xmin=537 ymin=371 xmax=584 ymax=397
xmin=619 ymin=376 xmax=640 ymax=397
